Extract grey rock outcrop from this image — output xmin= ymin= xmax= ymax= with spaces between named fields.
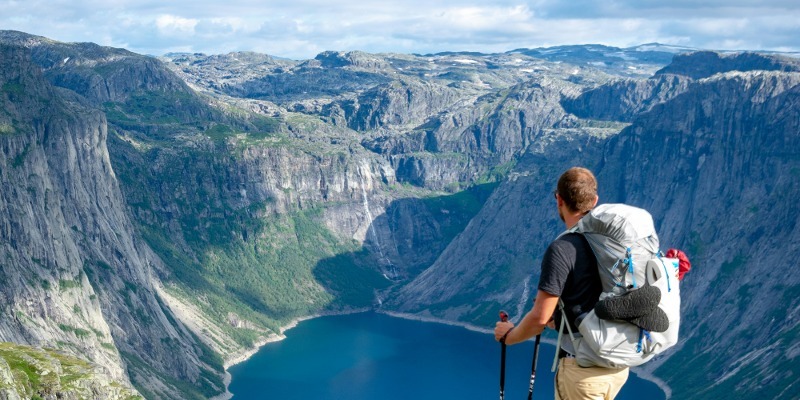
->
xmin=0 ymin=42 xmax=224 ymax=398
xmin=562 ymin=73 xmax=692 ymax=122
xmin=0 ymin=342 xmax=140 ymax=400
xmin=320 ymin=79 xmax=463 ymax=131
xmin=655 ymin=50 xmax=800 ymax=79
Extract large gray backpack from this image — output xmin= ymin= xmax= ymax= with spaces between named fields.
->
xmin=553 ymin=203 xmax=681 ymax=369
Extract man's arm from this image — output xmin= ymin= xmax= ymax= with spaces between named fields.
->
xmin=494 ymin=290 xmax=559 ymax=345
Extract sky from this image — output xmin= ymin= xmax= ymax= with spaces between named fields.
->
xmin=2 ymin=0 xmax=799 ymax=60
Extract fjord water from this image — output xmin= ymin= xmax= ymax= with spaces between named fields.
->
xmin=228 ymin=312 xmax=664 ymax=399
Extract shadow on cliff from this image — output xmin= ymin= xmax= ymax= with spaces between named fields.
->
xmin=312 ymin=181 xmax=501 ymax=310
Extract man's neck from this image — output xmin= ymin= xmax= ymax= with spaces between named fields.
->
xmin=563 ymin=211 xmax=586 ymax=229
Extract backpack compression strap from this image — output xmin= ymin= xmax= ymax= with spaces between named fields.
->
xmin=551 ymin=299 xmax=580 ymax=373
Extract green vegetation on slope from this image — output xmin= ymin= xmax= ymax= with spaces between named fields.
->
xmin=0 ymin=342 xmax=141 ymax=400
xmin=140 ymin=204 xmax=375 ymax=344
xmin=420 ymin=181 xmax=500 ymax=250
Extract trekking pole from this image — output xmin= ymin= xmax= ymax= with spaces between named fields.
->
xmin=526 ymin=334 xmax=541 ymax=400
xmin=498 ymin=310 xmax=509 ymax=400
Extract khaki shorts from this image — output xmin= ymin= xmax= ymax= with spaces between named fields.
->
xmin=555 ymin=358 xmax=629 ymax=400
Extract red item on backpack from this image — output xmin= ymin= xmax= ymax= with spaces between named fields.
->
xmin=665 ymin=248 xmax=691 ymax=280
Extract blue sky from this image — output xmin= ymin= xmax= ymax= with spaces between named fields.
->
xmin=2 ymin=0 xmax=798 ymax=59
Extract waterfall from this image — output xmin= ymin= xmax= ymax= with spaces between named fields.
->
xmin=514 ymin=276 xmax=532 ymax=322
xmin=358 ymin=163 xmax=397 ymax=279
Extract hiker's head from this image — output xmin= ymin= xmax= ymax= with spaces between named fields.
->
xmin=555 ymin=167 xmax=598 ymax=220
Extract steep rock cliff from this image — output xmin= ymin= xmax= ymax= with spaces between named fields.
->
xmin=562 ymin=73 xmax=692 ymax=122
xmin=0 ymin=43 xmax=225 ymax=399
xmin=597 ymin=70 xmax=800 ymax=400
xmin=1 ymin=34 xmax=505 ymax=400
xmin=360 ymin=77 xmax=593 ymax=189
xmin=656 ymin=51 xmax=800 ymax=79
xmin=386 ymin=63 xmax=800 ymax=399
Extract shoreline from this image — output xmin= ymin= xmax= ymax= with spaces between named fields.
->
xmin=625 ymin=368 xmax=672 ymax=399
xmin=208 ymin=318 xmax=309 ymax=400
xmin=210 ymin=308 xmax=369 ymax=400
xmin=213 ymin=308 xmax=672 ymax=400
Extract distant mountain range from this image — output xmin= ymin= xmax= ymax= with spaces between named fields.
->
xmin=0 ymin=30 xmax=798 ymax=399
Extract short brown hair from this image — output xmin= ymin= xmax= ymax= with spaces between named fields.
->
xmin=556 ymin=167 xmax=597 ymax=213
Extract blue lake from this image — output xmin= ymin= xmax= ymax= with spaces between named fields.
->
xmin=228 ymin=312 xmax=665 ymax=399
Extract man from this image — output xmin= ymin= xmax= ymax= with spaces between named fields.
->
xmin=494 ymin=167 xmax=629 ymax=400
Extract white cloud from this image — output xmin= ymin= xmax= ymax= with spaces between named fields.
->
xmin=434 ymin=5 xmax=534 ymax=30
xmin=155 ymin=14 xmax=198 ymax=34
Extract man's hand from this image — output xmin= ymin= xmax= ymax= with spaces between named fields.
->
xmin=495 ymin=321 xmax=515 ymax=342
xmin=493 ymin=291 xmax=559 ymax=345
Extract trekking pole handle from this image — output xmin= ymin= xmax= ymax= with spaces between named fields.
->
xmin=498 ymin=310 xmax=515 ymax=344
xmin=499 ymin=310 xmax=509 ymax=400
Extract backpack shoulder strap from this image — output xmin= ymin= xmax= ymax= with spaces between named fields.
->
xmin=555 ymin=225 xmax=581 ymax=240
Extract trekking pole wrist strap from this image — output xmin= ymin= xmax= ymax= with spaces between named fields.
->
xmin=501 ymin=327 xmax=514 ymax=344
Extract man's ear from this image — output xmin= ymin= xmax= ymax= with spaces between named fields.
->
xmin=592 ymin=195 xmax=599 ymax=207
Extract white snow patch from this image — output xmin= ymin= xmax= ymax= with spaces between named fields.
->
xmin=634 ymin=44 xmax=694 ymax=53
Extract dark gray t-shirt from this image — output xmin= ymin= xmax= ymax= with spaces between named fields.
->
xmin=538 ymin=232 xmax=602 ymax=333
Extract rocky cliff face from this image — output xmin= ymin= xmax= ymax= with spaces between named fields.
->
xmin=162 ymin=49 xmax=624 ymax=191
xmin=389 ymin=58 xmax=800 ymax=400
xmin=1 ymin=29 xmax=797 ymax=399
xmin=656 ymin=51 xmax=800 ymax=79
xmin=561 ymin=73 xmax=692 ymax=122
xmin=0 ymin=41 xmax=224 ymax=399
xmin=597 ymin=69 xmax=800 ymax=399
xmin=320 ymin=78 xmax=463 ymax=131
xmin=2 ymin=32 xmax=498 ymax=399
